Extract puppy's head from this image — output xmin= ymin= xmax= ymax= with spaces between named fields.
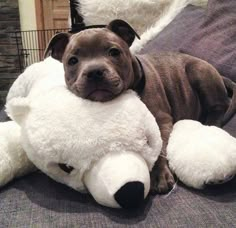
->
xmin=45 ymin=20 xmax=140 ymax=102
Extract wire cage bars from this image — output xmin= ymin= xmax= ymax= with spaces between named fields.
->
xmin=11 ymin=28 xmax=68 ymax=72
xmin=10 ymin=0 xmax=85 ymax=73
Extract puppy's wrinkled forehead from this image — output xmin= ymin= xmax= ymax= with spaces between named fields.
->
xmin=44 ymin=20 xmax=139 ymax=61
xmin=67 ymin=28 xmax=128 ymax=54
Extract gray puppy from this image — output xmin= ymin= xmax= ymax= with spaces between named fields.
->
xmin=45 ymin=20 xmax=236 ymax=194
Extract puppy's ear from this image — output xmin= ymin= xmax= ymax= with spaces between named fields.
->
xmin=107 ymin=19 xmax=140 ymax=47
xmin=44 ymin=33 xmax=70 ymax=61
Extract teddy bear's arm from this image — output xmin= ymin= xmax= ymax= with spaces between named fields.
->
xmin=0 ymin=121 xmax=35 ymax=187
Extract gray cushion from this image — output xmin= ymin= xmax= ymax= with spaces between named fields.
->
xmin=139 ymin=4 xmax=205 ymax=54
xmin=0 ymin=106 xmax=8 ymax=122
xmin=1 ymin=171 xmax=236 ymax=227
xmin=180 ymin=0 xmax=236 ymax=82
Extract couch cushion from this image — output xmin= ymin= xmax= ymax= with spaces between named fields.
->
xmin=1 ymin=171 xmax=236 ymax=227
xmin=180 ymin=0 xmax=236 ymax=82
xmin=0 ymin=107 xmax=8 ymax=122
xmin=139 ymin=5 xmax=205 ymax=54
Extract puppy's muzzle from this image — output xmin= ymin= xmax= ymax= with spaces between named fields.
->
xmin=87 ymin=68 xmax=105 ymax=81
xmin=77 ymin=63 xmax=123 ymax=102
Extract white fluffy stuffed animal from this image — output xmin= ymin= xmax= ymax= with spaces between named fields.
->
xmin=1 ymin=57 xmax=236 ymax=209
xmin=167 ymin=120 xmax=236 ymax=189
xmin=3 ymin=57 xmax=162 ymax=209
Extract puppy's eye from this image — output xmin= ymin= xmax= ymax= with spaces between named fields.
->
xmin=108 ymin=48 xmax=121 ymax=57
xmin=68 ymin=57 xmax=78 ymax=66
xmin=58 ymin=163 xmax=74 ymax=174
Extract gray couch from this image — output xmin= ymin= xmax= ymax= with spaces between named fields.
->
xmin=1 ymin=1 xmax=236 ymax=227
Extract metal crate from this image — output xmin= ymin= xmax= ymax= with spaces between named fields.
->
xmin=12 ymin=28 xmax=68 ymax=72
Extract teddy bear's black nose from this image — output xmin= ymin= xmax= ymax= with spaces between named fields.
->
xmin=114 ymin=181 xmax=145 ymax=209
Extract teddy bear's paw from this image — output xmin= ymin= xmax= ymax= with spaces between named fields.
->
xmin=206 ymin=174 xmax=235 ymax=185
xmin=167 ymin=120 xmax=236 ymax=189
xmin=0 ymin=152 xmax=15 ymax=187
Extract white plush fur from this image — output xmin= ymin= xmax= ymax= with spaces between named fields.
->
xmin=76 ymin=0 xmax=208 ymax=53
xmin=84 ymin=151 xmax=151 ymax=208
xmin=5 ymin=57 xmax=162 ymax=194
xmin=7 ymin=56 xmax=65 ymax=102
xmin=0 ymin=57 xmax=65 ymax=187
xmin=0 ymin=121 xmax=35 ymax=186
xmin=167 ymin=120 xmax=236 ymax=189
xmin=80 ymin=0 xmax=173 ymax=35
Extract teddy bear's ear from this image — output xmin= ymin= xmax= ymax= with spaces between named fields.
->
xmin=5 ymin=97 xmax=30 ymax=125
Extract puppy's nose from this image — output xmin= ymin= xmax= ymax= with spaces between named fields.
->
xmin=114 ymin=181 xmax=145 ymax=209
xmin=87 ymin=69 xmax=104 ymax=81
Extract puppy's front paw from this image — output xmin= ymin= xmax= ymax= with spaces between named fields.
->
xmin=150 ymin=165 xmax=175 ymax=194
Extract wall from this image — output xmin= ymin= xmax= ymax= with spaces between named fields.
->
xmin=18 ymin=0 xmax=37 ymax=31
xmin=0 ymin=0 xmax=38 ymax=107
xmin=0 ymin=0 xmax=21 ymax=107
xmin=18 ymin=0 xmax=40 ymax=66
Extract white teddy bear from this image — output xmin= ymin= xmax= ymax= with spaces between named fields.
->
xmin=3 ymin=57 xmax=162 ymax=209
xmin=1 ymin=57 xmax=236 ymax=209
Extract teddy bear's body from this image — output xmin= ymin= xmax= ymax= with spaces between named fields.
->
xmin=4 ymin=57 xmax=162 ymax=208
